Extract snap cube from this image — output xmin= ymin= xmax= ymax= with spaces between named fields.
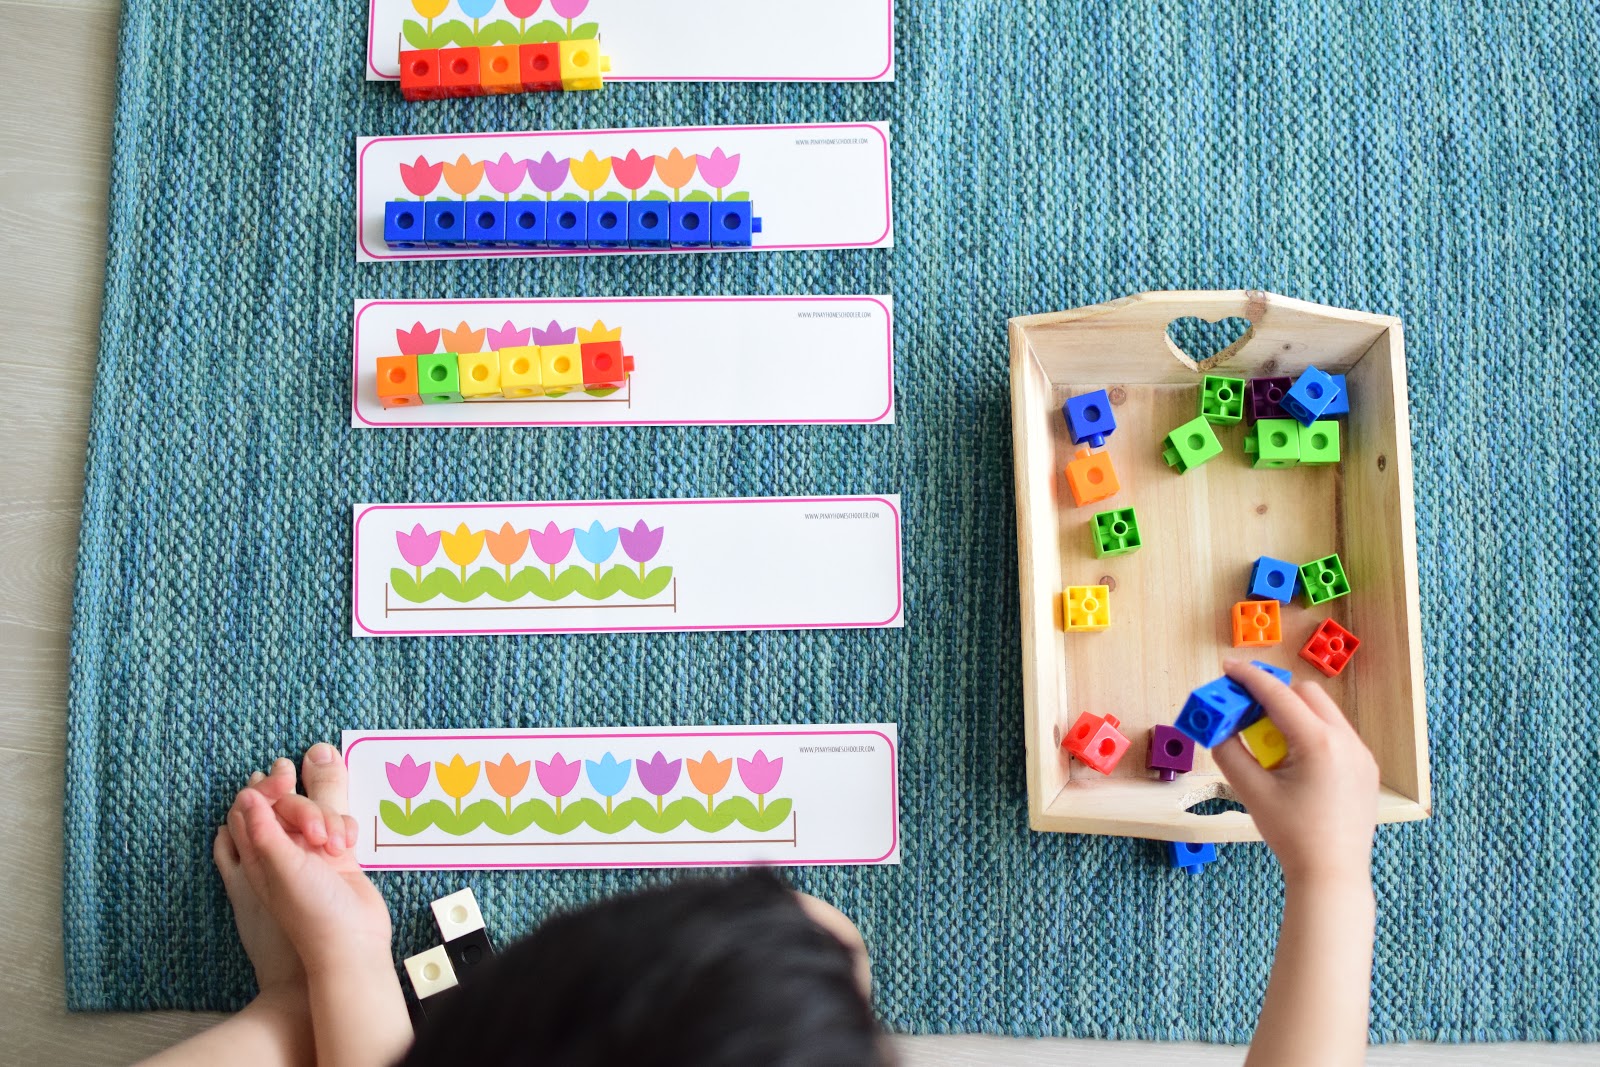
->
xmin=627 ymin=202 xmax=671 ymax=248
xmin=375 ymin=355 xmax=421 ymax=409
xmin=547 ymin=203 xmax=588 ymax=248
xmin=505 ymin=201 xmax=547 ymax=246
xmin=1231 ymin=600 xmax=1282 ymax=647
xmin=437 ymin=47 xmax=482 ymax=98
xmin=422 ymin=201 xmax=466 ymax=247
xmin=580 ymin=341 xmax=631 ymax=389
xmin=1063 ymin=388 xmax=1117 ymax=447
xmin=499 ymin=346 xmax=543 ymax=398
xmin=1250 ymin=659 xmax=1293 ymax=685
xmin=1062 ymin=712 xmax=1130 ymax=775
xmin=587 ymin=202 xmax=628 ymax=248
xmin=1248 ymin=556 xmax=1299 ymax=602
xmin=1175 ymin=676 xmax=1254 ymax=747
xmin=540 ymin=343 xmax=584 ymax=396
xmin=1240 ymin=717 xmax=1289 ymax=769
xmin=1246 ymin=376 xmax=1291 ymax=422
xmin=520 ymin=43 xmax=562 ymax=91
xmin=1281 ymin=366 xmax=1339 ymax=425
xmin=417 ymin=353 xmax=463 ymax=404
xmin=1090 ymin=507 xmax=1141 ymax=558
xmin=1299 ymin=553 xmax=1350 ymax=605
xmin=669 ymin=202 xmax=711 ymax=247
xmin=404 ymin=945 xmax=459 ymax=1001
xmin=1322 ymin=373 xmax=1349 ymax=418
xmin=1062 ymin=585 xmax=1110 ymax=632
xmin=398 ymin=48 xmax=443 ymax=101
xmin=1244 ymin=418 xmax=1300 ymax=469
xmin=432 ymin=888 xmax=494 ymax=979
xmin=384 ymin=201 xmax=425 ymax=248
xmin=557 ymin=38 xmax=609 ymax=91
xmin=464 ymin=201 xmax=506 ymax=246
xmin=1167 ymin=841 xmax=1218 ymax=875
xmin=478 ymin=45 xmax=522 ymax=93
xmin=1201 ymin=374 xmax=1246 ymax=424
xmin=1063 ymin=447 xmax=1119 ymax=507
xmin=457 ymin=351 xmax=501 ymax=399
xmin=1147 ymin=724 xmax=1195 ymax=782
xmin=1298 ymin=420 xmax=1341 ymax=464
xmin=1161 ymin=415 xmax=1222 ymax=473
xmin=710 ymin=201 xmax=761 ymax=247
xmin=1300 ymin=618 xmax=1360 ymax=677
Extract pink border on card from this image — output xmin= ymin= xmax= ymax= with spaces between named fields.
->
xmin=349 ymin=295 xmax=895 ymax=428
xmin=346 ymin=726 xmax=899 ymax=869
xmin=354 ymin=123 xmax=893 ymax=261
xmin=366 ymin=1 xmax=895 ymax=82
xmin=351 ymin=496 xmax=905 ymax=636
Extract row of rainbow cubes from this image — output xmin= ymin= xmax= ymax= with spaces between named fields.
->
xmin=399 ymin=42 xmax=610 ymax=101
xmin=375 ymin=343 xmax=633 ymax=409
xmin=385 ymin=199 xmax=762 ymax=251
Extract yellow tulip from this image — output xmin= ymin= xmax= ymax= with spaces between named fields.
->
xmin=435 ymin=755 xmax=481 ymax=816
xmin=576 ymin=320 xmax=622 ymax=344
xmin=412 ymin=0 xmax=449 ymax=21
xmin=441 ymin=523 xmax=486 ymax=579
xmin=569 ymin=151 xmax=613 ymax=200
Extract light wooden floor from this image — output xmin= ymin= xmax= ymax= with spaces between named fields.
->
xmin=0 ymin=2 xmax=1589 ymax=1063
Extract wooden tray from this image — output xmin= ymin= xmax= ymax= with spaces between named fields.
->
xmin=1008 ymin=290 xmax=1430 ymax=842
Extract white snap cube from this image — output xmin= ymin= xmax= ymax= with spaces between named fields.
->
xmin=403 ymin=945 xmax=458 ymax=1000
xmin=430 ymin=887 xmax=486 ymax=942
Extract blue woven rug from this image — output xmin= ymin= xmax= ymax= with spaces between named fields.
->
xmin=67 ymin=0 xmax=1600 ymax=1042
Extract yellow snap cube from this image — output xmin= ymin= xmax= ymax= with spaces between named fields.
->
xmin=540 ymin=343 xmax=583 ymax=395
xmin=558 ymin=39 xmax=609 ymax=91
xmin=1240 ymin=716 xmax=1288 ymax=769
xmin=499 ymin=346 xmax=544 ymax=398
xmin=457 ymin=351 xmax=501 ymax=399
xmin=1062 ymin=585 xmax=1110 ymax=632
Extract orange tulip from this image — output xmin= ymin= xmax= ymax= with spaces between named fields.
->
xmin=441 ymin=321 xmax=486 ymax=353
xmin=654 ymin=148 xmax=698 ymax=201
xmin=686 ymin=751 xmax=731 ymax=813
xmin=435 ymin=754 xmax=481 ymax=816
xmin=485 ymin=522 xmax=529 ymax=578
xmin=485 ymin=753 xmax=531 ymax=814
xmin=442 ymin=154 xmax=485 ymax=198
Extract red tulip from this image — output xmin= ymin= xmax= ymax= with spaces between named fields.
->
xmin=397 ymin=323 xmax=440 ymax=355
xmin=611 ymin=149 xmax=657 ymax=199
xmin=400 ymin=156 xmax=443 ymax=197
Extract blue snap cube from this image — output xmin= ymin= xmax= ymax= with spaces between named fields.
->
xmin=709 ymin=201 xmax=760 ymax=247
xmin=669 ymin=202 xmax=711 ymax=247
xmin=587 ymin=202 xmax=628 ymax=248
xmin=1281 ymin=366 xmax=1339 ymax=426
xmin=505 ymin=201 xmax=547 ymax=246
xmin=627 ymin=202 xmax=671 ymax=248
xmin=547 ymin=202 xmax=588 ymax=248
xmin=464 ymin=201 xmax=506 ymax=246
xmin=1322 ymin=373 xmax=1349 ymax=419
xmin=383 ymin=201 xmax=425 ymax=248
xmin=1174 ymin=677 xmax=1254 ymax=747
xmin=1062 ymin=388 xmax=1118 ymax=447
xmin=1248 ymin=555 xmax=1300 ymax=603
xmin=422 ymin=201 xmax=467 ymax=247
xmin=1249 ymin=660 xmax=1293 ymax=685
xmin=1167 ymin=841 xmax=1218 ymax=875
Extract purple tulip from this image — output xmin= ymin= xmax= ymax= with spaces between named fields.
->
xmin=697 ymin=147 xmax=741 ymax=196
xmin=396 ymin=524 xmax=441 ymax=581
xmin=484 ymin=152 xmax=528 ymax=197
xmin=550 ymin=0 xmax=589 ymax=30
xmin=617 ymin=520 xmax=665 ymax=577
xmin=386 ymin=754 xmax=432 ymax=816
xmin=530 ymin=319 xmax=578 ymax=346
xmin=487 ymin=321 xmax=531 ymax=350
xmin=536 ymin=753 xmax=581 ymax=816
xmin=635 ymin=751 xmax=682 ymax=813
xmin=523 ymin=152 xmax=571 ymax=198
xmin=737 ymin=750 xmax=783 ymax=813
xmin=528 ymin=521 xmax=575 ymax=578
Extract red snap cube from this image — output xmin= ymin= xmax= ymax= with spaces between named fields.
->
xmin=580 ymin=341 xmax=631 ymax=389
xmin=520 ymin=43 xmax=562 ymax=92
xmin=399 ymin=49 xmax=443 ymax=101
xmin=1300 ymin=619 xmax=1360 ymax=677
xmin=438 ymin=47 xmax=483 ymax=98
xmin=1061 ymin=711 xmax=1130 ymax=775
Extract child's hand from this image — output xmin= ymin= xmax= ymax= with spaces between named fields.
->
xmin=1211 ymin=660 xmax=1379 ymax=889
xmin=214 ymin=759 xmax=310 ymax=998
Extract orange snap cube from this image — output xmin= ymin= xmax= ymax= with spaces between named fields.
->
xmin=1231 ymin=600 xmax=1282 ymax=647
xmin=479 ymin=45 xmax=522 ymax=93
xmin=1063 ymin=447 xmax=1119 ymax=507
xmin=375 ymin=355 xmax=421 ymax=409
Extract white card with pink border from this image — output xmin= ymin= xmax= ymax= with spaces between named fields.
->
xmin=355 ymin=122 xmax=893 ymax=262
xmin=351 ymin=295 xmax=895 ymax=428
xmin=353 ymin=496 xmax=904 ymax=637
xmin=342 ymin=724 xmax=900 ymax=871
xmin=365 ymin=1 xmax=895 ymax=83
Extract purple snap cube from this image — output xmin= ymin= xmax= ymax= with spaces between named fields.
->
xmin=1148 ymin=724 xmax=1196 ymax=782
xmin=1246 ymin=376 xmax=1292 ymax=422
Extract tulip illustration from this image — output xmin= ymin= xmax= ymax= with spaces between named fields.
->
xmin=528 ymin=521 xmax=575 ymax=579
xmin=484 ymin=153 xmax=528 ymax=199
xmin=458 ymin=0 xmax=496 ymax=34
xmin=396 ymin=323 xmax=441 ymax=355
xmin=611 ymin=149 xmax=656 ymax=199
xmin=486 ymin=522 xmax=529 ymax=579
xmin=530 ymin=320 xmax=578 ymax=346
xmin=485 ymin=754 xmax=532 ymax=815
xmin=524 ymin=152 xmax=570 ymax=199
xmin=506 ymin=0 xmax=542 ymax=33
xmin=385 ymin=754 xmax=432 ymax=817
xmin=436 ymin=755 xmax=481 ymax=816
xmin=655 ymin=148 xmax=698 ymax=201
xmin=573 ymin=521 xmax=619 ymax=578
xmin=737 ymin=751 xmax=784 ymax=814
xmin=441 ymin=523 xmax=487 ymax=580
xmin=536 ymin=753 xmax=581 ymax=816
xmin=442 ymin=154 xmax=485 ymax=199
xmin=412 ymin=0 xmax=448 ymax=33
xmin=687 ymin=752 xmax=732 ymax=814
xmin=400 ymin=156 xmax=444 ymax=198
xmin=569 ymin=151 xmax=612 ymax=200
xmin=486 ymin=321 xmax=531 ymax=350
xmin=584 ymin=753 xmax=633 ymax=816
xmin=634 ymin=751 xmax=682 ymax=815
xmin=441 ymin=321 xmax=487 ymax=353
xmin=617 ymin=520 xmax=664 ymax=578
xmin=396 ymin=524 xmax=441 ymax=582
xmin=697 ymin=148 xmax=740 ymax=200
xmin=551 ymin=0 xmax=589 ymax=36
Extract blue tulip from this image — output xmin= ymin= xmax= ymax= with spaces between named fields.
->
xmin=458 ymin=0 xmax=498 ymax=21
xmin=573 ymin=520 xmax=620 ymax=576
xmin=585 ymin=753 xmax=633 ymax=815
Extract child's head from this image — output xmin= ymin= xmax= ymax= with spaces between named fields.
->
xmin=401 ymin=871 xmax=889 ymax=1067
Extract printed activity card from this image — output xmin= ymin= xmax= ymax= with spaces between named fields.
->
xmin=343 ymin=724 xmax=901 ymax=870
xmin=366 ymin=0 xmax=895 ymax=83
xmin=352 ymin=496 xmax=905 ymax=637
xmin=352 ymin=295 xmax=896 ymax=428
xmin=355 ymin=122 xmax=894 ymax=262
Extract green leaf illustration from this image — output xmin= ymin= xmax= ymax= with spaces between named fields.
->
xmin=476 ymin=19 xmax=517 ymax=47
xmin=391 ymin=564 xmax=673 ymax=605
xmin=569 ymin=22 xmax=601 ymax=40
xmin=379 ymin=795 xmax=794 ymax=838
xmin=641 ymin=191 xmax=671 ymax=201
xmin=725 ymin=191 xmax=751 ymax=202
xmin=401 ymin=20 xmax=432 ymax=50
xmin=521 ymin=19 xmax=566 ymax=43
xmin=436 ymin=19 xmax=474 ymax=47
xmin=683 ymin=190 xmax=714 ymax=202
xmin=559 ymin=192 xmax=585 ymax=201
xmin=600 ymin=192 xmax=628 ymax=201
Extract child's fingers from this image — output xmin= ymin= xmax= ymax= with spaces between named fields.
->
xmin=1223 ymin=660 xmax=1326 ymax=750
xmin=234 ymin=787 xmax=307 ymax=875
xmin=1292 ymin=680 xmax=1351 ymax=730
xmin=212 ymin=825 xmax=239 ymax=871
xmin=251 ymin=758 xmax=299 ymax=803
xmin=270 ymin=793 xmax=330 ymax=848
xmin=1211 ymin=734 xmax=1276 ymax=802
xmin=301 ymin=743 xmax=350 ymax=815
xmin=342 ymin=815 xmax=359 ymax=848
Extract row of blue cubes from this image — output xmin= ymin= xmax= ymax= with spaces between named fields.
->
xmin=384 ymin=199 xmax=763 ymax=250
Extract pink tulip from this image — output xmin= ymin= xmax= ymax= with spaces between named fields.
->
xmin=386 ymin=754 xmax=432 ymax=816
xmin=536 ymin=753 xmax=582 ymax=816
xmin=486 ymin=321 xmax=531 ymax=350
xmin=396 ymin=524 xmax=441 ymax=581
xmin=523 ymin=152 xmax=571 ymax=198
xmin=400 ymin=156 xmax=443 ymax=197
xmin=611 ymin=149 xmax=657 ymax=198
xmin=528 ymin=522 xmax=575 ymax=578
xmin=737 ymin=750 xmax=783 ymax=812
xmin=696 ymin=147 xmax=740 ymax=194
xmin=484 ymin=152 xmax=528 ymax=198
xmin=396 ymin=323 xmax=440 ymax=355
xmin=617 ymin=520 xmax=664 ymax=577
xmin=550 ymin=0 xmax=588 ymax=20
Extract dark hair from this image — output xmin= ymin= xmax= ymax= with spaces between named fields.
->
xmin=401 ymin=872 xmax=888 ymax=1067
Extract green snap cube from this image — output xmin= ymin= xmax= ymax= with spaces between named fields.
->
xmin=1244 ymin=418 xmax=1300 ymax=469
xmin=1300 ymin=553 xmax=1350 ymax=605
xmin=1298 ymin=420 xmax=1341 ymax=465
xmin=1201 ymin=374 xmax=1246 ymax=425
xmin=417 ymin=353 xmax=463 ymax=404
xmin=1091 ymin=507 xmax=1142 ymax=558
xmin=1161 ymin=416 xmax=1223 ymax=474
